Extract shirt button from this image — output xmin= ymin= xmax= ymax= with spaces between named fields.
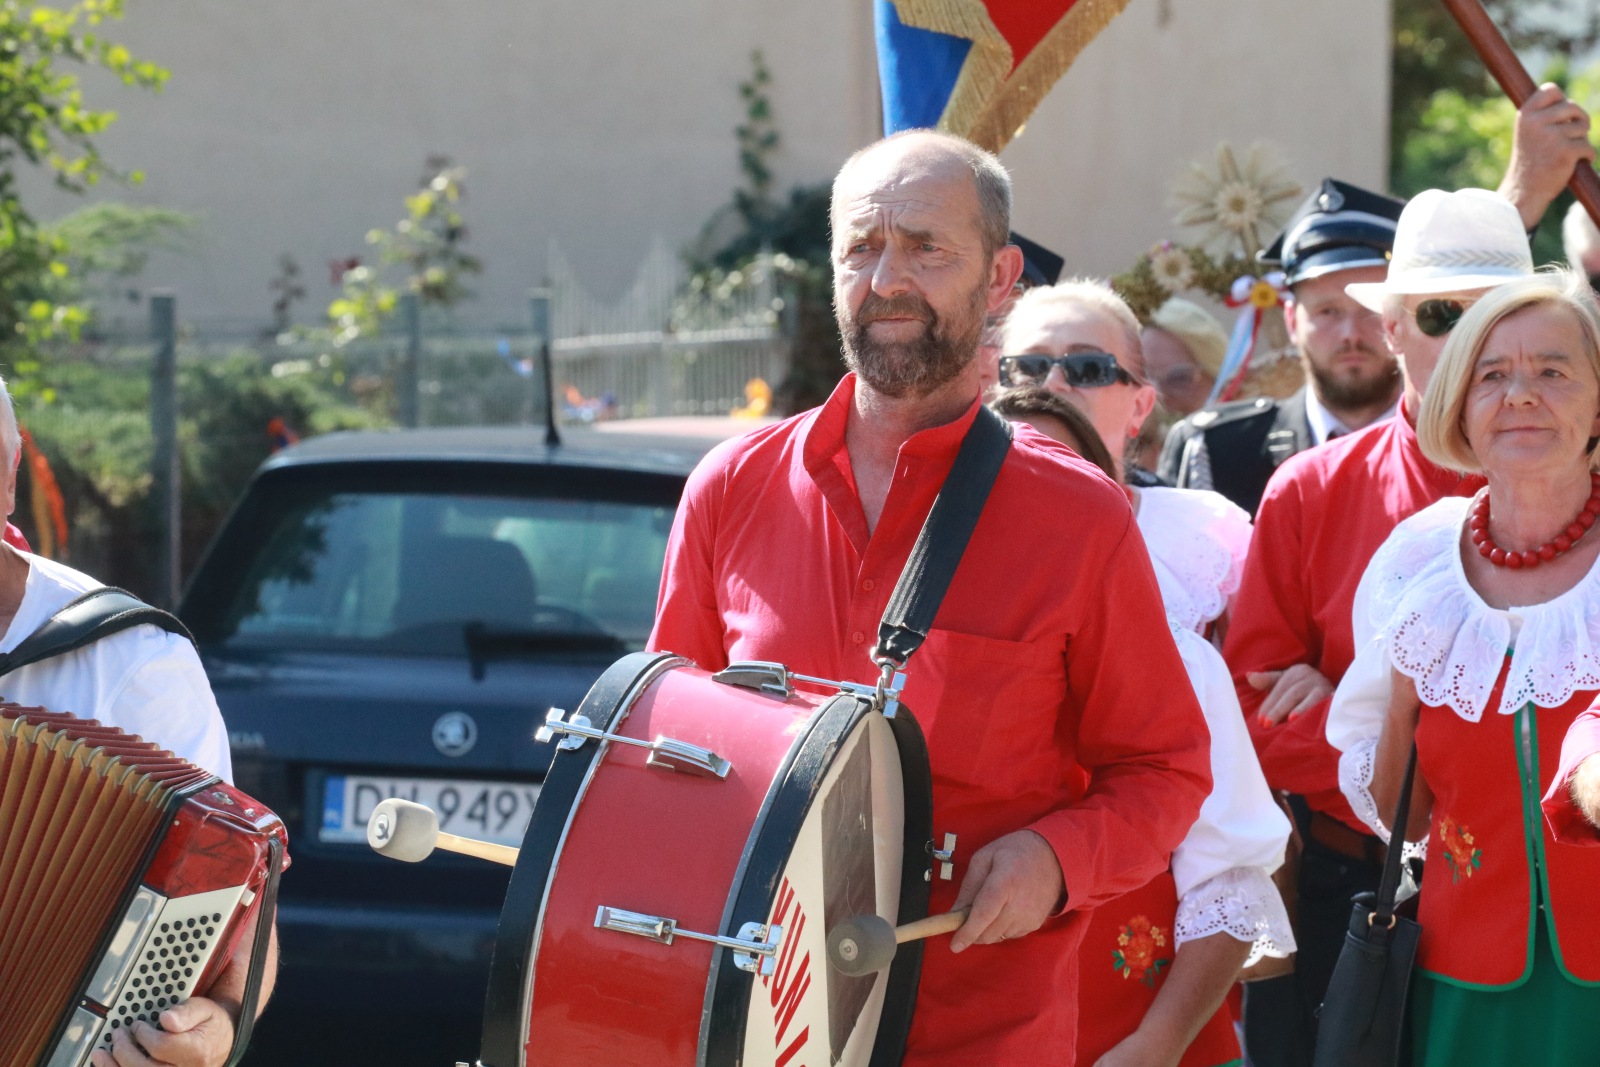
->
xmin=851 ymin=630 xmax=865 ymax=645
xmin=861 ymin=578 xmax=875 ymax=592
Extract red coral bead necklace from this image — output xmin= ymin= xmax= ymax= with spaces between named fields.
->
xmin=1469 ymin=472 xmax=1600 ymax=569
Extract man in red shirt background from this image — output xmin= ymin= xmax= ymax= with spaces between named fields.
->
xmin=649 ymin=130 xmax=1212 ymax=1065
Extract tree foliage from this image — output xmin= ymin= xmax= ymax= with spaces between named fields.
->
xmin=684 ymin=51 xmax=839 ymax=414
xmin=16 ymin=351 xmax=382 ymax=595
xmin=1391 ymin=1 xmax=1600 ymax=262
xmin=0 ymin=0 xmax=167 ymax=345
xmin=1392 ymin=0 xmax=1600 ymax=191
xmin=328 ymin=156 xmax=483 ymax=344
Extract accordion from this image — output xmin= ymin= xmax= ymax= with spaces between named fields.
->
xmin=0 ymin=703 xmax=288 ymax=1067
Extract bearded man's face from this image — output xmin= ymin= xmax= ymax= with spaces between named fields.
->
xmin=836 ymin=279 xmax=989 ymax=399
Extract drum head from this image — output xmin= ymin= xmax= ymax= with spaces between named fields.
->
xmin=702 ymin=698 xmax=931 ymax=1067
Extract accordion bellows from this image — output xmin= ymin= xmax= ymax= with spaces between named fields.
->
xmin=0 ymin=704 xmax=287 ymax=1067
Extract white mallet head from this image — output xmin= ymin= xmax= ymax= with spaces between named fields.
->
xmin=367 ymin=798 xmax=440 ymax=862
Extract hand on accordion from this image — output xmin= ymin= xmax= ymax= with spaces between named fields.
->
xmin=90 ymin=922 xmax=278 ymax=1067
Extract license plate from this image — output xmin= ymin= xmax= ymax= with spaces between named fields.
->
xmin=320 ymin=774 xmax=541 ymax=849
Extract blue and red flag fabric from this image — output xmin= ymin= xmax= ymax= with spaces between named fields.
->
xmin=875 ymin=0 xmax=1133 ymax=152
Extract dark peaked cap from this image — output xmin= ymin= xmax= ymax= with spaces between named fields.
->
xmin=1259 ymin=178 xmax=1407 ymax=288
xmin=1011 ymin=232 xmax=1064 ymax=287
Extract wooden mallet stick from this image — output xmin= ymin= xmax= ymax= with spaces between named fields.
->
xmin=366 ymin=797 xmax=519 ymax=866
xmin=825 ymin=908 xmax=970 ymax=976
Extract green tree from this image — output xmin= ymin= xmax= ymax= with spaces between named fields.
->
xmin=1395 ymin=53 xmax=1600 ymax=264
xmin=1392 ymin=0 xmax=1599 ymax=191
xmin=328 ymin=156 xmax=483 ymax=344
xmin=684 ymin=51 xmax=840 ymax=414
xmin=0 ymin=0 xmax=168 ymax=345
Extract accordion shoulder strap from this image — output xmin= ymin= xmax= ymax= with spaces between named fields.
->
xmin=0 ymin=586 xmax=195 ymax=678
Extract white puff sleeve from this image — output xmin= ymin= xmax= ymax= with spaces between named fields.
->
xmin=1169 ymin=627 xmax=1296 ymax=966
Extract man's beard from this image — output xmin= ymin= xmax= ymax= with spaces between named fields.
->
xmin=1305 ymin=344 xmax=1401 ymax=410
xmin=838 ymin=282 xmax=988 ymax=399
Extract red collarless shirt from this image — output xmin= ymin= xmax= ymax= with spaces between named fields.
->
xmin=1224 ymin=405 xmax=1482 ymax=831
xmin=651 ymin=375 xmax=1211 ymax=1066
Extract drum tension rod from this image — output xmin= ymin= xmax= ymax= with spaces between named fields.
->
xmin=535 ymin=709 xmax=733 ymax=779
xmin=711 ymin=660 xmax=908 ymax=718
xmin=594 ymin=905 xmax=784 ymax=976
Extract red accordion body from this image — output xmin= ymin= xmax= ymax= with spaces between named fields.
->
xmin=0 ymin=704 xmax=288 ymax=1067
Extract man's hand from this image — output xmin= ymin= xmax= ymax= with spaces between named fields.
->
xmin=90 ymin=997 xmax=234 ymax=1067
xmin=948 ymin=829 xmax=1064 ymax=951
xmin=1572 ymin=752 xmax=1600 ymax=829
xmin=1500 ymin=82 xmax=1596 ymax=231
xmin=1248 ymin=664 xmax=1333 ymax=727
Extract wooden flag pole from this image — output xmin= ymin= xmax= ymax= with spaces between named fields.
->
xmin=1440 ymin=0 xmax=1600 ymax=225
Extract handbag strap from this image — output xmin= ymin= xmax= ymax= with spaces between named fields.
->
xmin=1374 ymin=743 xmax=1419 ymax=923
xmin=872 ymin=404 xmax=1013 ymax=670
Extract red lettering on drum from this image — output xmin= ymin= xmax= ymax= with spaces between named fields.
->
xmin=775 ymin=1026 xmax=810 ymax=1067
xmin=762 ymin=877 xmax=816 ymax=1065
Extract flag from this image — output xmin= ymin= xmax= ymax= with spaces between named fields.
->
xmin=17 ymin=426 xmax=65 ymax=560
xmin=874 ymin=0 xmax=1133 ymax=153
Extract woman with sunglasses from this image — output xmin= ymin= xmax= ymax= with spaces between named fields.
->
xmin=1327 ymin=270 xmax=1600 ymax=1065
xmin=999 ymin=281 xmax=1293 ymax=1067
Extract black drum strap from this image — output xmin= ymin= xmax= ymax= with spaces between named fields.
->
xmin=873 ymin=405 xmax=1012 ymax=669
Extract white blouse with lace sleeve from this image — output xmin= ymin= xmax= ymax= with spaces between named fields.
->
xmin=1328 ymin=494 xmax=1600 ymax=844
xmin=1137 ymin=486 xmax=1253 ymax=635
xmin=1169 ymin=625 xmax=1296 ymax=966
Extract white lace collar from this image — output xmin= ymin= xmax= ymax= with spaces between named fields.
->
xmin=1137 ymin=486 xmax=1252 ymax=634
xmin=1364 ymin=495 xmax=1600 ymax=720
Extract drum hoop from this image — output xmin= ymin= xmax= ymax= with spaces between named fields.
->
xmin=477 ymin=650 xmax=686 ymax=1067
xmin=694 ymin=694 xmax=933 ymax=1067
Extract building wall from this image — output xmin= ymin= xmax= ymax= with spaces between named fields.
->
xmin=26 ymin=0 xmax=1389 ymax=333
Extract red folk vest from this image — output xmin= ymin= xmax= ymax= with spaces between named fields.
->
xmin=1414 ymin=671 xmax=1600 ymax=987
xmin=1075 ymin=869 xmax=1241 ymax=1067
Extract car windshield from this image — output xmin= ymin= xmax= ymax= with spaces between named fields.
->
xmin=210 ymin=489 xmax=673 ymax=654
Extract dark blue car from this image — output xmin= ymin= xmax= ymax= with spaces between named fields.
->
xmin=178 ymin=422 xmax=746 ymax=1065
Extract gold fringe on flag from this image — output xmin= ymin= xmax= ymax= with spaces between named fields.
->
xmin=964 ymin=0 xmax=1135 ymax=154
xmin=892 ymin=0 xmax=1015 ymax=142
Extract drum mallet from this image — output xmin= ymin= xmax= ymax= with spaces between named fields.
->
xmin=366 ymin=797 xmax=519 ymax=866
xmin=826 ymin=908 xmax=970 ymax=976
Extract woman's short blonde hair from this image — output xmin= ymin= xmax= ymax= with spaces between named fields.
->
xmin=1001 ymin=278 xmax=1146 ymax=377
xmin=1418 ymin=268 xmax=1600 ymax=473
xmin=1148 ymin=298 xmax=1228 ymax=378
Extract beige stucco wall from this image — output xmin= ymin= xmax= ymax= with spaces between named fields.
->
xmin=26 ymin=0 xmax=1389 ymax=332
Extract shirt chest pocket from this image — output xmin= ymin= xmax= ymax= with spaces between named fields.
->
xmin=900 ymin=628 xmax=1068 ymax=787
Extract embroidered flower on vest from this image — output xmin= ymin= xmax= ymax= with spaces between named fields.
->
xmin=1439 ymin=815 xmax=1482 ymax=882
xmin=1112 ymin=915 xmax=1171 ymax=987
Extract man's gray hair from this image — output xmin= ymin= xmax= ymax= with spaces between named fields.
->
xmin=0 ymin=375 xmax=19 ymax=456
xmin=1564 ymin=201 xmax=1600 ymax=271
xmin=831 ymin=129 xmax=1012 ymax=256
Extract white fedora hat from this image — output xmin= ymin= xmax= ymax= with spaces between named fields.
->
xmin=1345 ymin=188 xmax=1533 ymax=311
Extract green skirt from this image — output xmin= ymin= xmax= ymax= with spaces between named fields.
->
xmin=1411 ymin=919 xmax=1600 ymax=1066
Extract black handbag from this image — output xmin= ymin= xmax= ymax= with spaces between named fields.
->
xmin=1311 ymin=744 xmax=1422 ymax=1067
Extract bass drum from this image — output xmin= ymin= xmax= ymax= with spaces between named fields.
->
xmin=478 ymin=651 xmax=933 ymax=1067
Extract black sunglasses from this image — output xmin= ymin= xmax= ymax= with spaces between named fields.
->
xmin=999 ymin=352 xmax=1139 ymax=389
xmin=1414 ymin=298 xmax=1466 ymax=338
